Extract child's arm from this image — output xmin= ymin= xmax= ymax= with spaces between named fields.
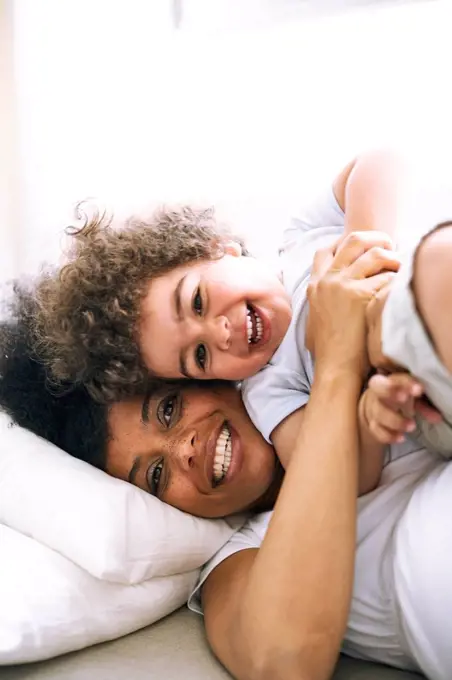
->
xmin=332 ymin=150 xmax=407 ymax=493
xmin=357 ymin=389 xmax=388 ymax=495
xmin=334 ymin=149 xmax=408 ymax=240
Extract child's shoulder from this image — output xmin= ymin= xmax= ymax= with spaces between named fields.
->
xmin=286 ymin=185 xmax=344 ymax=240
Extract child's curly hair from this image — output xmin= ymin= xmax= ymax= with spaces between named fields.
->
xmin=32 ymin=203 xmax=247 ymax=403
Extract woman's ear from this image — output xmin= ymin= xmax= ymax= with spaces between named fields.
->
xmin=224 ymin=241 xmax=242 ymax=257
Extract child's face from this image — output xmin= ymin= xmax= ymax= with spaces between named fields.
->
xmin=138 ymin=246 xmax=292 ymax=381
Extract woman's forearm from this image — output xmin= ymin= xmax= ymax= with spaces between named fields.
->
xmin=236 ymin=367 xmax=361 ymax=680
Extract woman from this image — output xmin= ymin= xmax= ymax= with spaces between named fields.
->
xmin=0 ymin=239 xmax=444 ymax=679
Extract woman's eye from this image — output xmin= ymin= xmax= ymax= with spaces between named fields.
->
xmin=147 ymin=460 xmax=164 ymax=496
xmin=163 ymin=397 xmax=174 ymax=425
xmin=195 ymin=344 xmax=207 ymax=370
xmin=193 ymin=288 xmax=203 ymax=315
xmin=159 ymin=395 xmax=177 ymax=427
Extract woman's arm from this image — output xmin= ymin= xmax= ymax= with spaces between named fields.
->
xmin=203 ymin=369 xmax=361 ymax=680
xmin=202 ymin=236 xmax=394 ymax=680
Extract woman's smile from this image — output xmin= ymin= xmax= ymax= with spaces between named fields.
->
xmin=105 ymin=383 xmax=277 ymax=518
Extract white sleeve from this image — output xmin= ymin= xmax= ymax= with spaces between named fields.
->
xmin=242 ymin=362 xmax=311 ymax=443
xmin=282 ymin=185 xmax=345 ymax=252
xmin=242 ymin=187 xmax=345 ymax=443
xmin=187 ymin=513 xmax=270 ymax=615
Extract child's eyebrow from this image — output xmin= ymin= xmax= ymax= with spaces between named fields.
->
xmin=174 ymin=275 xmax=187 ymax=321
xmin=179 ymin=350 xmax=193 ymax=380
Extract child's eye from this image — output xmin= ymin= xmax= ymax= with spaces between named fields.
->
xmin=195 ymin=344 xmax=207 ymax=370
xmin=193 ymin=288 xmax=203 ymax=315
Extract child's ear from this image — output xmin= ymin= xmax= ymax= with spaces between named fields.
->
xmin=224 ymin=241 xmax=242 ymax=257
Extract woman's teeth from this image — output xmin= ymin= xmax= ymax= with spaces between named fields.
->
xmin=213 ymin=424 xmax=232 ymax=484
xmin=246 ymin=305 xmax=263 ymax=345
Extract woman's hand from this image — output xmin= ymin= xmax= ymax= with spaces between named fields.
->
xmin=306 ymin=231 xmax=400 ymax=378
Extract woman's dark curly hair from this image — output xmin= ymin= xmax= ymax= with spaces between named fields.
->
xmin=0 ymin=281 xmax=108 ymax=469
xmin=32 ymin=204 xmax=248 ymax=403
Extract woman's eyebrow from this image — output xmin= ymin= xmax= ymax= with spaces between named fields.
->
xmin=141 ymin=393 xmax=152 ymax=423
xmin=174 ymin=275 xmax=187 ymax=321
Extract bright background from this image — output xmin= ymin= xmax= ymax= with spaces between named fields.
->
xmin=2 ymin=0 xmax=452 ymax=282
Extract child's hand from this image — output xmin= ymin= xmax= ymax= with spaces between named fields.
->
xmin=360 ymin=372 xmax=443 ymax=444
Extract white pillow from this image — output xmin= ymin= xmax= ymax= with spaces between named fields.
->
xmin=0 ymin=523 xmax=198 ymax=664
xmin=0 ymin=414 xmax=243 ymax=584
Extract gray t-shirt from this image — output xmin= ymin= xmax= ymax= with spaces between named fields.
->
xmin=242 ymin=187 xmax=344 ymax=443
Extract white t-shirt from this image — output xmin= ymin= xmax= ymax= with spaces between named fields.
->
xmin=242 ymin=187 xmax=345 ymax=443
xmin=188 ymin=441 xmax=438 ymax=673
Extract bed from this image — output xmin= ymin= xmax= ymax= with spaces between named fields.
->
xmin=1 ymin=606 xmax=423 ymax=680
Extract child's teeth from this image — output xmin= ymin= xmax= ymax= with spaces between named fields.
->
xmin=256 ymin=317 xmax=263 ymax=340
xmin=247 ymin=316 xmax=253 ymax=343
xmin=246 ymin=307 xmax=263 ymax=345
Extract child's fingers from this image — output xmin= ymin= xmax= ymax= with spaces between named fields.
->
xmin=372 ymin=401 xmax=416 ymax=435
xmin=369 ymin=421 xmax=405 ymax=445
xmin=368 ymin=373 xmax=423 ymax=403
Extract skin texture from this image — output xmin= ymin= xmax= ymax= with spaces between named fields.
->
xmin=106 ymin=382 xmax=279 ymax=518
xmin=139 ymin=243 xmax=292 ymax=381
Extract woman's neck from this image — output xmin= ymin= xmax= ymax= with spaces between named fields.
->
xmin=251 ymin=455 xmax=285 ymax=513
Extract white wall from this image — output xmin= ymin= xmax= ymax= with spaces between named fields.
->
xmin=7 ymin=0 xmax=452 ymax=276
xmin=0 ymin=0 xmax=20 ymax=281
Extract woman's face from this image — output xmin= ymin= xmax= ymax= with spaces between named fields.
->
xmin=106 ymin=383 xmax=277 ymax=518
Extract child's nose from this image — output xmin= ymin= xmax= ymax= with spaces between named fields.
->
xmin=211 ymin=315 xmax=231 ymax=351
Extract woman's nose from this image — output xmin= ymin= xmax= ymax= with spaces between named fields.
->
xmin=174 ymin=431 xmax=197 ymax=473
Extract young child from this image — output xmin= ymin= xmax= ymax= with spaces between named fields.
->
xmin=33 ymin=150 xmax=430 ymax=496
xmin=241 ymin=150 xmax=409 ymax=494
xmin=243 ymin=159 xmax=452 ymax=491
